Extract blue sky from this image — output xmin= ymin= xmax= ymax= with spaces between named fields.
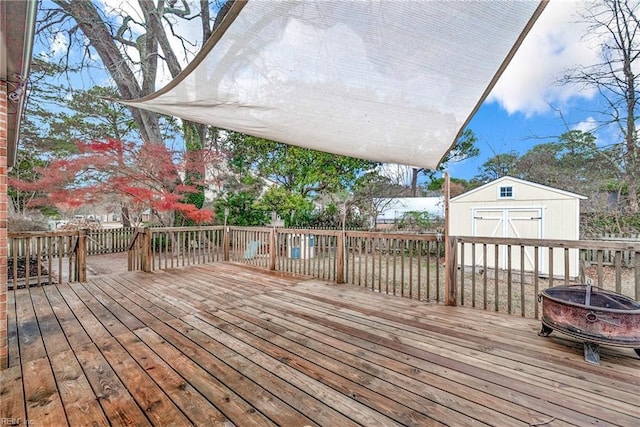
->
xmin=448 ymin=1 xmax=604 ymax=181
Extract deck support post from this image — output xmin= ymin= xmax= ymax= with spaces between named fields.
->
xmin=444 ymin=172 xmax=457 ymax=306
xmin=336 ymin=231 xmax=345 ymax=284
xmin=445 ymin=236 xmax=457 ymax=306
xmin=269 ymin=228 xmax=276 ymax=270
xmin=224 ymin=227 xmax=230 ymax=261
xmin=76 ymin=229 xmax=87 ymax=282
xmin=142 ymin=228 xmax=152 ymax=272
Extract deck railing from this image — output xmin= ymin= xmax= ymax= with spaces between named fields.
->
xmin=228 ymin=226 xmax=273 ymax=270
xmin=454 ymin=236 xmax=640 ymax=318
xmin=274 ymin=229 xmax=340 ymax=281
xmin=8 ymin=230 xmax=87 ymax=287
xmin=87 ymin=227 xmax=135 ymax=254
xmin=9 ymin=226 xmax=638 ymax=320
xmin=125 ymin=226 xmax=640 ymax=318
xmin=341 ymin=231 xmax=445 ymax=301
xmin=127 ymin=226 xmax=226 ymax=272
xmin=126 ymin=227 xmax=449 ymax=301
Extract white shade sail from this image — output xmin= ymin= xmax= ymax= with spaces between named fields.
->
xmin=123 ymin=0 xmax=546 ymax=169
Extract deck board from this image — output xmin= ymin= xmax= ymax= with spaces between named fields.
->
xmin=73 ymin=343 xmax=152 ymax=427
xmin=3 ymin=262 xmax=639 ymax=426
xmin=257 ymin=287 xmax=637 ymax=425
xmin=6 ymin=290 xmax=20 ymax=368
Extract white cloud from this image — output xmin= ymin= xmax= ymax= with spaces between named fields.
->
xmin=95 ymin=0 xmax=206 ymax=89
xmin=572 ymin=116 xmax=597 ymax=133
xmin=45 ymin=31 xmax=68 ymax=58
xmin=157 ymin=4 xmax=206 ymax=88
xmin=488 ymin=1 xmax=600 ymax=117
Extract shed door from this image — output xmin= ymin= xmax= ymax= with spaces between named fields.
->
xmin=472 ymin=208 xmax=544 ymax=273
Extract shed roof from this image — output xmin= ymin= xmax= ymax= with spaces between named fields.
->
xmin=451 ymin=176 xmax=588 ymax=202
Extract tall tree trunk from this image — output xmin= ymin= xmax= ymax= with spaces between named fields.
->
xmin=121 ymin=205 xmax=131 ymax=228
xmin=52 ymin=0 xmax=164 ymax=144
xmin=622 ymin=16 xmax=639 ymax=214
xmin=411 ymin=168 xmax=421 ymax=197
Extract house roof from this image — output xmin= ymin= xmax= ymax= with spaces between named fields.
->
xmin=451 ymin=176 xmax=588 ymax=202
xmin=376 ymin=197 xmax=444 ymax=220
xmin=0 ymin=0 xmax=37 ymax=167
xmin=122 ymin=1 xmax=547 ymax=169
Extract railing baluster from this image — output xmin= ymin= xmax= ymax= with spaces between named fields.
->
xmin=47 ymin=236 xmax=53 ymax=285
xmin=615 ymin=251 xmax=622 ymax=294
xmin=428 ymin=240 xmax=433 ymax=299
xmin=400 ymin=239 xmax=405 ymax=297
xmin=597 ymin=249 xmax=604 ymax=286
xmin=436 ymin=241 xmax=441 ymax=303
xmin=520 ymin=246 xmax=525 ymax=317
xmin=385 ymin=237 xmax=390 ymax=295
xmin=416 ymin=240 xmax=422 ymax=300
xmin=408 ymin=240 xmax=414 ymax=299
xmin=24 ymin=236 xmax=31 ymax=285
xmin=392 ymin=239 xmax=398 ymax=296
xmin=471 ymin=243 xmax=476 ymax=308
xmin=633 ymin=250 xmax=640 ymax=301
xmin=460 ymin=242 xmax=465 ymax=306
xmin=57 ymin=235 xmax=63 ymax=283
xmin=36 ymin=236 xmax=42 ymax=286
xmin=494 ymin=244 xmax=499 ymax=312
xmin=362 ymin=239 xmax=373 ymax=289
xmin=482 ymin=244 xmax=488 ymax=310
xmin=548 ymin=247 xmax=554 ymax=288
xmin=507 ymin=244 xmax=512 ymax=315
xmin=534 ymin=246 xmax=539 ymax=319
xmin=563 ymin=248 xmax=569 ymax=285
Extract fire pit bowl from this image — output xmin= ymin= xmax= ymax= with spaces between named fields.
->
xmin=538 ymin=284 xmax=640 ymax=364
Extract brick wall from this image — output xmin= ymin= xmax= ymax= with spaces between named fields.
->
xmin=0 ymin=81 xmax=7 ymax=369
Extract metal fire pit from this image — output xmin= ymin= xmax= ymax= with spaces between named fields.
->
xmin=538 ymin=284 xmax=640 ymax=365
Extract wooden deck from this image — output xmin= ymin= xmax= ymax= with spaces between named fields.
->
xmin=2 ymin=263 xmax=639 ymax=426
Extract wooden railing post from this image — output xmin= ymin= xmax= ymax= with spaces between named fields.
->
xmin=269 ymin=228 xmax=277 ymax=270
xmin=142 ymin=227 xmax=152 ymax=272
xmin=224 ymin=227 xmax=230 ymax=261
xmin=127 ymin=228 xmax=142 ymax=271
xmin=336 ymin=231 xmax=345 ymax=284
xmin=76 ymin=229 xmax=87 ymax=282
xmin=443 ymin=173 xmax=457 ymax=306
xmin=445 ymin=236 xmax=457 ymax=306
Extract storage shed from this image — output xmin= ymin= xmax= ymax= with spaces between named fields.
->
xmin=450 ymin=176 xmax=587 ymax=278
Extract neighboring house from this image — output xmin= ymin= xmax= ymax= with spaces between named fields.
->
xmin=376 ymin=197 xmax=444 ymax=224
xmin=450 ymin=176 xmax=587 ymax=278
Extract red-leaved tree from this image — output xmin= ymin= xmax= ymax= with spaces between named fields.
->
xmin=9 ymin=138 xmax=215 ymax=226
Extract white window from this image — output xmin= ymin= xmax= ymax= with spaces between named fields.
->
xmin=499 ymin=186 xmax=513 ymax=199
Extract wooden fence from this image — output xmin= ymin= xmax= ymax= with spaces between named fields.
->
xmin=582 ymin=234 xmax=640 ymax=266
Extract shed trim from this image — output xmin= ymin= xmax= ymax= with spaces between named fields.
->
xmin=451 ymin=176 xmax=588 ymax=202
